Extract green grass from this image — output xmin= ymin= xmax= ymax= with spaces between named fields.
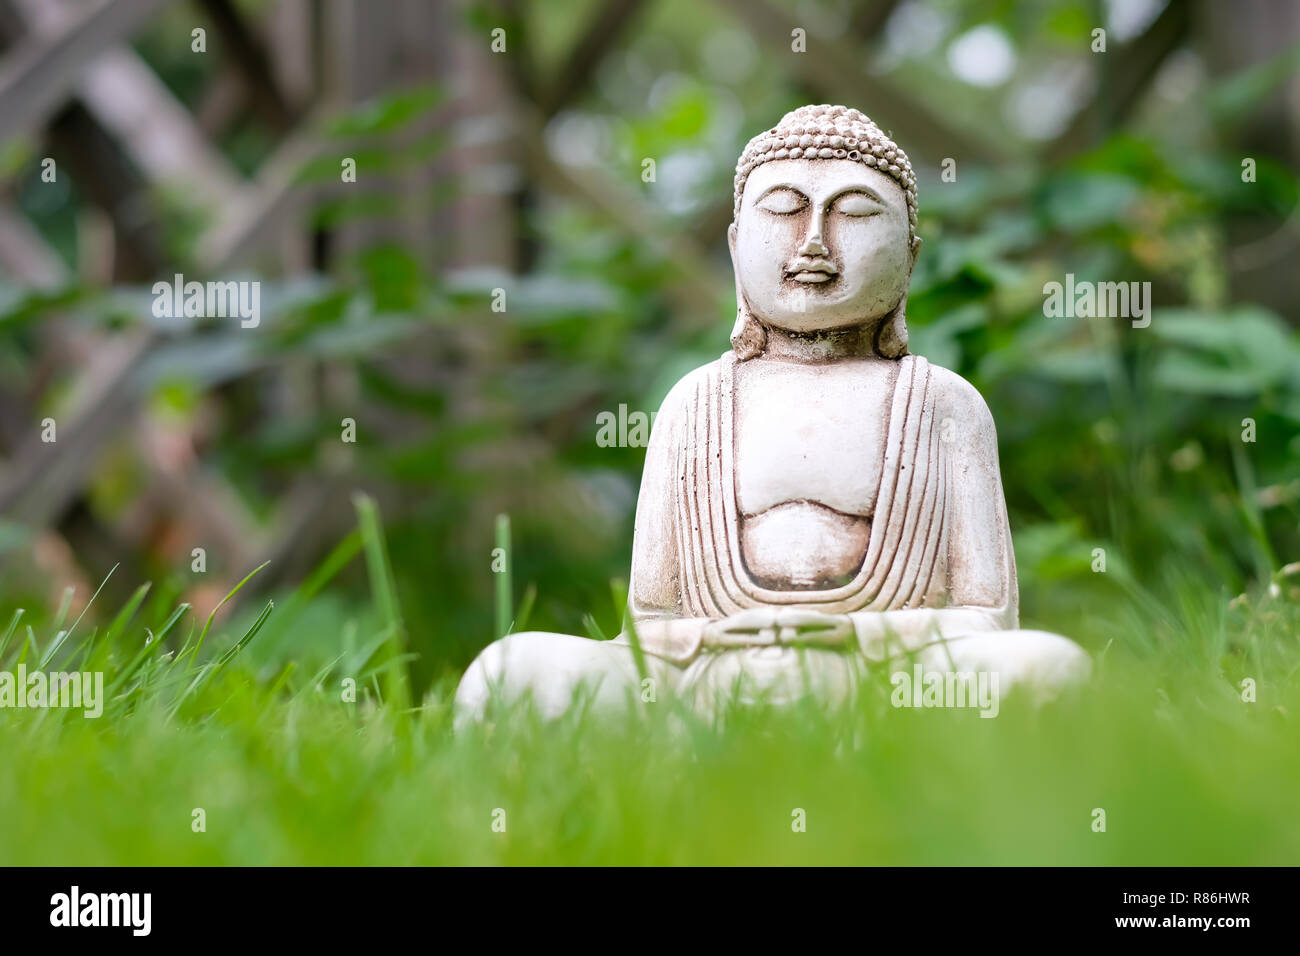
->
xmin=1 ymin=503 xmax=1298 ymax=865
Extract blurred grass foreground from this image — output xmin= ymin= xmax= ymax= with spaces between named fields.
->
xmin=1 ymin=1 xmax=1299 ymax=864
xmin=0 ymin=496 xmax=1297 ymax=865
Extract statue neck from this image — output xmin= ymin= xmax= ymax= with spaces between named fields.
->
xmin=759 ymin=322 xmax=882 ymax=364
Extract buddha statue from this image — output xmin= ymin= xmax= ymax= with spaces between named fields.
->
xmin=455 ymin=104 xmax=1090 ymax=721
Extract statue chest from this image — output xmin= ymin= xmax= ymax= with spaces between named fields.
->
xmin=730 ymin=360 xmax=896 ymax=590
xmin=732 ymin=360 xmax=892 ymax=517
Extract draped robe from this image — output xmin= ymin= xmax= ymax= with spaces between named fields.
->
xmin=628 ymin=352 xmax=992 ymax=665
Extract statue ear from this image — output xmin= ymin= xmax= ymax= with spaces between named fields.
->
xmin=731 ymin=311 xmax=766 ymax=360
xmin=729 ymin=222 xmax=766 ymax=360
xmin=875 ymin=293 xmax=910 ymax=359
xmin=874 ymin=235 xmax=919 ymax=359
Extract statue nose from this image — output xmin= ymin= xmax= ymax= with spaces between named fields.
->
xmin=799 ymin=232 xmax=827 ymax=257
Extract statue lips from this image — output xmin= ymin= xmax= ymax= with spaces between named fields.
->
xmin=785 ymin=256 xmax=839 ymax=284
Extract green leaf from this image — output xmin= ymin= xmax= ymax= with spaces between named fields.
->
xmin=326 ymin=84 xmax=445 ymax=136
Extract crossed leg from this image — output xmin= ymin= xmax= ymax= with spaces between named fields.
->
xmin=453 ymin=627 xmax=1090 ymax=724
xmin=453 ymin=631 xmax=671 ymax=723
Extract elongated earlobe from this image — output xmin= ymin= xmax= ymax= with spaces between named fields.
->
xmin=729 ymin=221 xmax=766 ymax=360
xmin=730 ymin=309 xmax=766 ymax=360
xmin=875 ymin=295 xmax=909 ymax=358
xmin=876 ymin=238 xmax=918 ymax=359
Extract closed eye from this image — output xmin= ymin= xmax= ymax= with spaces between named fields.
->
xmin=834 ymin=192 xmax=881 ymax=217
xmin=755 ymin=187 xmax=808 ymax=215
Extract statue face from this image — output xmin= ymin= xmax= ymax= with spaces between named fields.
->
xmin=732 ymin=159 xmax=914 ymax=335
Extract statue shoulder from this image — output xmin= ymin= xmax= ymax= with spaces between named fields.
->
xmin=921 ymin=361 xmax=998 ymax=441
xmin=652 ymin=356 xmax=725 ymax=424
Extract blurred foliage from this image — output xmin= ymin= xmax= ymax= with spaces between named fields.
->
xmin=0 ymin=0 xmax=1298 ymax=702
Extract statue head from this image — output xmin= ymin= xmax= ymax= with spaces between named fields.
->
xmin=728 ymin=105 xmax=920 ymax=360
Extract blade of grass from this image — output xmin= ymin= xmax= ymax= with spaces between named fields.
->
xmin=264 ymin=529 xmax=362 ymax=638
xmin=353 ymin=493 xmax=411 ymax=711
xmin=50 ymin=565 xmax=123 ymax=670
xmin=104 ymin=582 xmax=151 ymax=642
xmin=515 ymin=583 xmax=537 ymax=634
xmin=254 ymin=529 xmax=363 ymax=659
xmin=84 ymin=584 xmax=155 ymax=672
xmin=168 ymin=628 xmax=198 ymax=673
xmin=193 ymin=561 xmax=271 ymax=661
xmin=155 ymin=602 xmax=191 ymax=644
xmin=166 ymin=596 xmax=279 ymax=720
xmin=216 ymin=600 xmax=275 ymax=667
xmin=73 ymin=628 xmax=99 ymax=670
xmin=257 ymin=660 xmax=299 ymax=720
xmin=0 ymin=608 xmax=24 ymax=662
xmin=104 ymin=634 xmax=168 ymax=701
xmin=50 ymin=585 xmax=75 ymax=635
xmin=38 ymin=630 xmax=69 ymax=669
xmin=1231 ymin=441 xmax=1277 ymax=580
xmin=613 ymin=578 xmax=648 ymax=683
xmin=291 ymin=652 xmax=348 ymax=702
xmin=167 ymin=665 xmax=216 ymax=720
xmin=106 ymin=603 xmax=192 ymax=701
xmin=58 ymin=562 xmax=118 ymax=648
xmin=494 ymin=513 xmax=512 ymax=638
xmin=581 ymin=613 xmax=609 ymax=642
